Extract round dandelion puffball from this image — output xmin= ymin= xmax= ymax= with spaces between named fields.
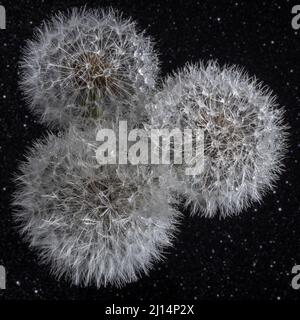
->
xmin=13 ymin=127 xmax=179 ymax=287
xmin=147 ymin=61 xmax=288 ymax=218
xmin=20 ymin=7 xmax=159 ymax=128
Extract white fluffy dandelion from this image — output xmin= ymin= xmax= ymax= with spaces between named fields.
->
xmin=20 ymin=7 xmax=159 ymax=128
xmin=13 ymin=126 xmax=179 ymax=287
xmin=147 ymin=61 xmax=288 ymax=217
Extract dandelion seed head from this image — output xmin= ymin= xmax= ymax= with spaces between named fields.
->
xmin=12 ymin=126 xmax=179 ymax=287
xmin=20 ymin=7 xmax=159 ymax=128
xmin=147 ymin=61 xmax=288 ymax=217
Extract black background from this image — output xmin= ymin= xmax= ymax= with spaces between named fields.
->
xmin=0 ymin=0 xmax=299 ymax=301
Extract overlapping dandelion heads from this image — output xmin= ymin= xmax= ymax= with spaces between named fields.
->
xmin=13 ymin=7 xmax=288 ymax=287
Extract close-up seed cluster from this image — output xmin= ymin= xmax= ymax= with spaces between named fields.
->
xmin=146 ymin=62 xmax=288 ymax=217
xmin=13 ymin=126 xmax=178 ymax=287
xmin=13 ymin=7 xmax=288 ymax=288
xmin=19 ymin=8 xmax=159 ymax=128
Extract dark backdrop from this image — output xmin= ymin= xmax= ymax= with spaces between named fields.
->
xmin=0 ymin=0 xmax=299 ymax=300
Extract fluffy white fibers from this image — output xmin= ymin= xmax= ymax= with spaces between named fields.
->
xmin=146 ymin=61 xmax=288 ymax=218
xmin=13 ymin=126 xmax=179 ymax=287
xmin=20 ymin=8 xmax=159 ymax=128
